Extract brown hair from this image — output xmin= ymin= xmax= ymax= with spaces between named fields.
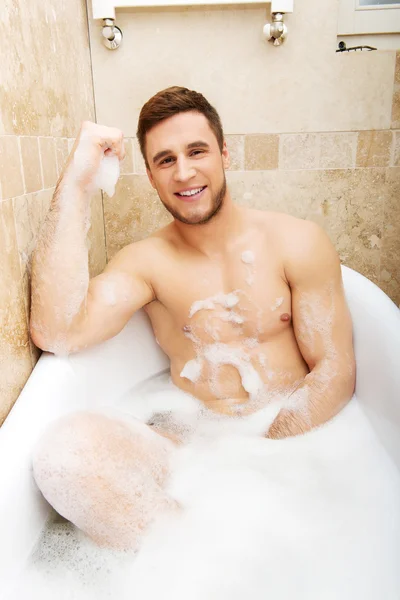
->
xmin=137 ymin=86 xmax=224 ymax=167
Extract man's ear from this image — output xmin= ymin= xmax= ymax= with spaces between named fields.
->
xmin=222 ymin=140 xmax=230 ymax=170
xmin=146 ymin=167 xmax=156 ymax=189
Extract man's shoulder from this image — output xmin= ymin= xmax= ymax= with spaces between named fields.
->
xmin=270 ymin=214 xmax=339 ymax=283
xmin=108 ymin=225 xmax=174 ymax=271
xmin=272 ymin=213 xmax=326 ymax=246
xmin=250 ymin=209 xmax=324 ymax=243
xmin=249 ymin=209 xmax=337 ymax=277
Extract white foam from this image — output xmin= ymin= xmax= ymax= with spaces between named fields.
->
xmin=217 ymin=311 xmax=244 ymax=325
xmin=94 ymin=154 xmax=120 ymax=197
xmin=241 ymin=250 xmax=255 ymax=265
xmin=241 ymin=251 xmax=256 ymax=287
xmin=180 ymin=359 xmax=203 ymax=383
xmin=9 ymin=378 xmax=400 ymax=600
xmin=189 ymin=293 xmax=239 ymax=318
xmin=271 ymin=297 xmax=284 ymax=311
xmin=73 ymin=144 xmax=120 ymax=198
xmin=203 ymin=343 xmax=264 ymax=397
xmin=98 ymin=280 xmax=118 ymax=306
xmin=244 ymin=337 xmax=258 ymax=348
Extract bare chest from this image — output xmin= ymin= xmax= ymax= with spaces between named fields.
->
xmin=146 ymin=250 xmax=292 ymax=347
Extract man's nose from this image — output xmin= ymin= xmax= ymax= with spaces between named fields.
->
xmin=173 ymin=156 xmax=196 ymax=182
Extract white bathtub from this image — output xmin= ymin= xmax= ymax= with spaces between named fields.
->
xmin=1 ymin=265 xmax=399 ymax=598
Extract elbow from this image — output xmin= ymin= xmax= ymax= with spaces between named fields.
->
xmin=29 ymin=323 xmax=47 ymax=351
xmin=347 ymin=356 xmax=357 ymax=395
xmin=29 ymin=322 xmax=74 ymax=355
xmin=339 ymin=359 xmax=356 ymax=408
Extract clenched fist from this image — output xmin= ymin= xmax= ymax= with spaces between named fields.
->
xmin=64 ymin=121 xmax=125 ymax=191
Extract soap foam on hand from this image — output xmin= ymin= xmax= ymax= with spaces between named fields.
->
xmin=94 ymin=153 xmax=120 ymax=197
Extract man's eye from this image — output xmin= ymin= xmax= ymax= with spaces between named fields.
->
xmin=160 ymin=157 xmax=174 ymax=165
xmin=191 ymin=150 xmax=203 ymax=156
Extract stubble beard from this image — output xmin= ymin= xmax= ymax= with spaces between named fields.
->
xmin=159 ymin=174 xmax=227 ymax=226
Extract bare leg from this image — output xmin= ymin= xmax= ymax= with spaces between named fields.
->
xmin=32 ymin=411 xmax=179 ymax=550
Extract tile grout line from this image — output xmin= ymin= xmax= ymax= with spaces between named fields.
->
xmin=53 ymin=137 xmax=60 ymax=179
xmin=16 ymin=136 xmax=27 ymax=195
xmin=389 ymin=130 xmax=396 ymax=167
xmin=36 ymin=137 xmax=45 ymax=193
xmin=10 ymin=196 xmax=35 ymax=369
xmin=352 ymin=132 xmax=358 ymax=169
xmin=83 ymin=0 xmax=109 ymax=267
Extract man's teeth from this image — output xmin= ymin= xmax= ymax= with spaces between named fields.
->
xmin=178 ymin=187 xmax=204 ymax=197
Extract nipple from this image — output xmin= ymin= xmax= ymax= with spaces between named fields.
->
xmin=280 ymin=313 xmax=291 ymax=322
xmin=183 ymin=324 xmax=192 ymax=333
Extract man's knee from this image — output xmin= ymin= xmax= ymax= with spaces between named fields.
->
xmin=32 ymin=412 xmax=111 ymax=517
xmin=33 ymin=410 xmax=173 ymax=486
xmin=32 ymin=411 xmax=176 ymax=528
xmin=33 ymin=411 xmax=109 ymax=483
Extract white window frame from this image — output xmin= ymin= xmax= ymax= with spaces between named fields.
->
xmin=338 ymin=0 xmax=400 ymax=35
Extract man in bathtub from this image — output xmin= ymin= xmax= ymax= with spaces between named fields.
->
xmin=30 ymin=86 xmax=355 ymax=550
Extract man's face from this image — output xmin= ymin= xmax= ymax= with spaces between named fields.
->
xmin=145 ymin=111 xmax=230 ymax=225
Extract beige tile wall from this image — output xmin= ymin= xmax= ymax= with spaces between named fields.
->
xmin=104 ymin=126 xmax=400 ymax=306
xmin=0 ymin=133 xmax=107 ymax=425
xmin=0 ymin=0 xmax=106 ymax=424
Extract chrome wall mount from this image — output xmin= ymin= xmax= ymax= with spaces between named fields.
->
xmin=102 ymin=18 xmax=123 ymax=50
xmin=262 ymin=0 xmax=293 ymax=46
xmin=94 ymin=1 xmax=294 ymax=49
xmin=263 ymin=13 xmax=287 ymax=46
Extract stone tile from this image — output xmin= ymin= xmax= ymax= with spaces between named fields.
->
xmin=120 ymin=138 xmax=134 ymax=175
xmin=356 ymin=131 xmax=393 ymax=168
xmin=39 ymin=137 xmax=58 ymax=188
xmin=13 ymin=190 xmax=51 ymax=361
xmin=13 ymin=192 xmax=45 ymax=279
xmin=103 ymin=175 xmax=172 ymax=259
xmin=0 ymin=0 xmax=94 ymax=136
xmin=392 ymin=52 xmax=400 ymax=129
xmin=319 ymin=133 xmax=357 ymax=169
xmin=133 ymin=138 xmax=147 ymax=174
xmin=227 ymin=167 xmax=385 ymax=285
xmin=395 ymin=51 xmax=400 ymax=86
xmin=15 ymin=187 xmax=62 ymax=368
xmin=20 ymin=136 xmax=43 ymax=193
xmin=392 ymin=88 xmax=400 ymax=130
xmin=226 ymin=135 xmax=244 ymax=171
xmin=12 ymin=185 xmax=103 ymax=364
xmin=380 ymin=168 xmax=400 ymax=306
xmin=0 ymin=199 xmax=32 ymax=424
xmin=392 ymin=131 xmax=400 ymax=167
xmin=317 ymin=169 xmax=385 ymax=286
xmin=88 ymin=191 xmax=107 ymax=277
xmin=244 ymin=135 xmax=278 ymax=171
xmin=55 ymin=138 xmax=70 ymax=177
xmin=279 ymin=134 xmax=319 ymax=170
xmin=0 ymin=136 xmax=24 ymax=199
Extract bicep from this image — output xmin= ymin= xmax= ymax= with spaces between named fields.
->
xmin=288 ymin=225 xmax=354 ymax=371
xmin=67 ymin=257 xmax=154 ymax=352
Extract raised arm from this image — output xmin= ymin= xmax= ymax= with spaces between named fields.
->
xmin=267 ymin=221 xmax=356 ymax=439
xmin=30 ymin=122 xmax=154 ymax=355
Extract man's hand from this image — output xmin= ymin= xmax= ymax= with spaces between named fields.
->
xmin=63 ymin=121 xmax=126 ymax=191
